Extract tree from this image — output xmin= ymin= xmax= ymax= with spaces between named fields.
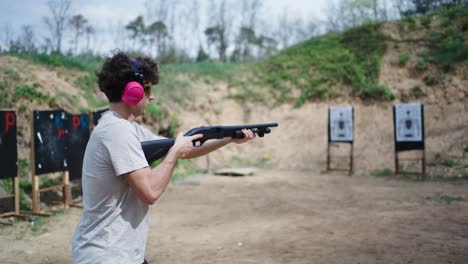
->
xmin=196 ymin=45 xmax=209 ymax=62
xmin=234 ymin=26 xmax=257 ymax=61
xmin=125 ymin=16 xmax=146 ymax=50
xmin=275 ymin=10 xmax=294 ymax=49
xmin=205 ymin=0 xmax=233 ymax=62
xmin=19 ymin=25 xmax=36 ymax=52
xmin=43 ymin=0 xmax=72 ymax=54
xmin=147 ymin=21 xmax=169 ymax=57
xmin=233 ymin=0 xmax=262 ymax=61
xmin=2 ymin=24 xmax=14 ymax=52
xmin=323 ymin=0 xmax=388 ymax=32
xmin=84 ymin=25 xmax=95 ymax=53
xmin=204 ymin=25 xmax=227 ymax=61
xmin=69 ymin=14 xmax=88 ymax=55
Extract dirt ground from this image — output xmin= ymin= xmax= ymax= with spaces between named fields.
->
xmin=1 ymin=169 xmax=468 ymax=264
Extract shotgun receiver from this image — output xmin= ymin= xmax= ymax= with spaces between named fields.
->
xmin=141 ymin=123 xmax=278 ymax=164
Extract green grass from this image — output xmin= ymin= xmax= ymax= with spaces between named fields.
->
xmin=427 ymin=174 xmax=468 ymax=181
xmin=256 ymin=23 xmax=393 ymax=107
xmin=146 ymin=103 xmax=165 ymax=120
xmin=73 ymin=74 xmax=107 ymax=108
xmin=0 ymin=177 xmax=32 ymax=210
xmin=370 ymin=168 xmax=393 ymax=177
xmin=154 ymin=77 xmax=192 ymax=106
xmin=0 ymin=179 xmax=13 ymax=193
xmin=231 ymin=154 xmax=272 ymax=169
xmin=439 ymin=158 xmax=460 ymax=167
xmin=171 ymin=160 xmax=199 ymax=182
xmin=13 ymin=84 xmax=48 ymax=101
xmin=162 ymin=61 xmax=240 ymax=80
xmin=424 ymin=6 xmax=468 ymax=71
xmin=1 ymin=67 xmax=21 ymax=81
xmin=40 ymin=176 xmax=62 ymax=188
xmin=428 ymin=155 xmax=462 ymax=167
xmin=7 ymin=52 xmax=100 ymax=72
xmin=425 ymin=195 xmax=466 ymax=205
xmin=29 ymin=216 xmax=48 ymax=235
xmin=398 ymin=53 xmax=410 ymax=66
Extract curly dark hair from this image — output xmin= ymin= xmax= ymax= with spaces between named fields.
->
xmin=97 ymin=51 xmax=160 ymax=102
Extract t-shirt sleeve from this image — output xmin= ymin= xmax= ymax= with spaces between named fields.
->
xmin=103 ymin=122 xmax=149 ymax=176
xmin=138 ymin=125 xmax=166 ymax=141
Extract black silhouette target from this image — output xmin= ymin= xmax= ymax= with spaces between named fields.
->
xmin=33 ymin=110 xmax=69 ymax=175
xmin=328 ymin=106 xmax=354 ymax=142
xmin=92 ymin=109 xmax=108 ymax=127
xmin=0 ymin=111 xmax=18 ymax=179
xmin=67 ymin=114 xmax=90 ymax=180
xmin=393 ymin=104 xmax=425 ymax=151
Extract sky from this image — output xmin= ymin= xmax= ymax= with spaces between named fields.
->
xmin=0 ymin=0 xmax=330 ymax=54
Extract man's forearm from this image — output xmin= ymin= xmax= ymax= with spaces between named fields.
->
xmin=149 ymin=151 xmax=178 ymax=200
xmin=182 ymin=138 xmax=232 ymax=159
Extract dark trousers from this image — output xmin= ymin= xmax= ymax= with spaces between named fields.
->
xmin=142 ymin=259 xmax=149 ymax=264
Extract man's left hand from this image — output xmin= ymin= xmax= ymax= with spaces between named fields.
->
xmin=231 ymin=129 xmax=256 ymax=144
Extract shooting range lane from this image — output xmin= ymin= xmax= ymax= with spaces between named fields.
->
xmin=2 ymin=169 xmax=468 ymax=263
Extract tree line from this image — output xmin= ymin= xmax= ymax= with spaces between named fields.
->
xmin=1 ymin=0 xmax=466 ymax=63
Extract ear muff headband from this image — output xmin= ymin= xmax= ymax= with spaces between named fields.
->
xmin=132 ymin=60 xmax=144 ymax=79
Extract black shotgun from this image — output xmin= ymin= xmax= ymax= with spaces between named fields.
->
xmin=141 ymin=123 xmax=278 ymax=164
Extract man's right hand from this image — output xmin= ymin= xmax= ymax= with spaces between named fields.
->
xmin=169 ymin=132 xmax=203 ymax=159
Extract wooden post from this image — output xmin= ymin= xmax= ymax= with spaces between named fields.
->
xmin=326 ymin=142 xmax=330 ymax=172
xmin=32 ymin=176 xmax=40 ymax=213
xmin=395 ymin=151 xmax=399 ymax=176
xmin=14 ymin=177 xmax=19 ymax=215
xmin=63 ymin=171 xmax=71 ymax=208
xmin=31 ymin=114 xmax=41 ymax=214
xmin=422 ymin=149 xmax=426 ymax=178
xmin=349 ymin=143 xmax=354 ymax=176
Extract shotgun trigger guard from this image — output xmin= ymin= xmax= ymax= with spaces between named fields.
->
xmin=193 ymin=138 xmax=205 ymax=147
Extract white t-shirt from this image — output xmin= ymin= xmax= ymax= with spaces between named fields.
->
xmin=72 ymin=110 xmax=162 ymax=264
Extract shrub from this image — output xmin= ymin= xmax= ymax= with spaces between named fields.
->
xmin=440 ymin=158 xmax=459 ymax=167
xmin=359 ymin=83 xmax=394 ymax=100
xmin=421 ymin=15 xmax=432 ymax=29
xmin=423 ymin=7 xmax=468 ymax=71
xmin=423 ymin=71 xmax=444 ymax=86
xmin=371 ymin=168 xmax=393 ymax=177
xmin=13 ymin=84 xmax=46 ymax=101
xmin=410 ymin=86 xmax=424 ymax=97
xmin=398 ymin=53 xmax=410 ymax=66
xmin=415 ymin=58 xmax=428 ymax=71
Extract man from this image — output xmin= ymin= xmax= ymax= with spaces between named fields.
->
xmin=72 ymin=51 xmax=255 ymax=264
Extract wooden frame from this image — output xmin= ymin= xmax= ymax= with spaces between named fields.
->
xmin=0 ymin=176 xmax=20 ymax=218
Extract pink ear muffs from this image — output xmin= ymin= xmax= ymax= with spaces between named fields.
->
xmin=122 ymin=81 xmax=144 ymax=106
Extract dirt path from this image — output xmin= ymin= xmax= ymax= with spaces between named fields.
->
xmin=1 ymin=169 xmax=468 ymax=264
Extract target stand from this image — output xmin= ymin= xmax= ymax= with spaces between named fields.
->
xmin=0 ymin=110 xmax=23 ymax=221
xmin=393 ymin=104 xmax=426 ymax=178
xmin=326 ymin=106 xmax=354 ymax=176
xmin=31 ymin=110 xmax=71 ymax=215
xmin=0 ymin=176 xmax=21 ymax=220
xmin=326 ymin=142 xmax=354 ymax=175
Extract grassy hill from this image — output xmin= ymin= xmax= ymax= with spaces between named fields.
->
xmin=1 ymin=6 xmax=466 ymax=112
